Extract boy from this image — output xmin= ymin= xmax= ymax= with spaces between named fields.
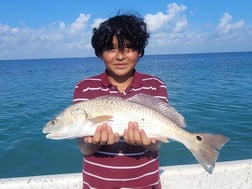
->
xmin=73 ymin=13 xmax=168 ymax=189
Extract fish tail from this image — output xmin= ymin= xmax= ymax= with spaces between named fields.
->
xmin=187 ymin=133 xmax=229 ymax=174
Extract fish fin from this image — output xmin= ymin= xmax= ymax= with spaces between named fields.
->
xmin=157 ymin=137 xmax=170 ymax=143
xmin=147 ymin=134 xmax=170 ymax=143
xmin=88 ymin=115 xmax=113 ymax=125
xmin=127 ymin=93 xmax=186 ymax=128
xmin=187 ymin=133 xmax=229 ymax=174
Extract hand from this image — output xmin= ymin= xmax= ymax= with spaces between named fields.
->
xmin=123 ymin=121 xmax=157 ymax=146
xmin=84 ymin=123 xmax=120 ymax=145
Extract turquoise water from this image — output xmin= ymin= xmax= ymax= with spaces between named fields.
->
xmin=0 ymin=52 xmax=251 ymax=178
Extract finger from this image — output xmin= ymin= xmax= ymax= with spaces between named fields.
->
xmin=84 ymin=136 xmax=93 ymax=144
xmin=127 ymin=122 xmax=135 ymax=144
xmin=107 ymin=126 xmax=114 ymax=145
xmin=140 ymin=129 xmax=152 ymax=146
xmin=92 ymin=126 xmax=101 ymax=144
xmin=123 ymin=128 xmax=129 ymax=142
xmin=100 ymin=124 xmax=109 ymax=145
xmin=114 ymin=132 xmax=120 ymax=143
xmin=133 ymin=122 xmax=142 ymax=145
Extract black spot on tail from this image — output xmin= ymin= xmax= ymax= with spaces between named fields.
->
xmin=196 ymin=135 xmax=203 ymax=141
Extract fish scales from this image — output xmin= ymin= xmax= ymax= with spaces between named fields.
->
xmin=43 ymin=93 xmax=229 ymax=174
xmin=74 ymin=94 xmax=183 ymax=141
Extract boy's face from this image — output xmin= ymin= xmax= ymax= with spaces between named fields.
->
xmin=100 ymin=36 xmax=141 ymax=78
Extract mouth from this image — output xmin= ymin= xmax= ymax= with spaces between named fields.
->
xmin=114 ymin=63 xmax=127 ymax=69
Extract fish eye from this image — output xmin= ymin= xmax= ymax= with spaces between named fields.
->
xmin=51 ymin=120 xmax=56 ymax=125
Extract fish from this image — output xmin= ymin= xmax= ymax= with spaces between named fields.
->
xmin=42 ymin=93 xmax=229 ymax=174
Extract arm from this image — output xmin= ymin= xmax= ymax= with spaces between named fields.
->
xmin=78 ymin=139 xmax=100 ymax=156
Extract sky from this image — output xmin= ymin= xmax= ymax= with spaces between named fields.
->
xmin=0 ymin=0 xmax=251 ymax=60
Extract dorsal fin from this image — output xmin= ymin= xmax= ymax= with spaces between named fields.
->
xmin=127 ymin=93 xmax=186 ymax=127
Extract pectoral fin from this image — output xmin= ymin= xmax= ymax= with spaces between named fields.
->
xmin=88 ymin=115 xmax=113 ymax=125
xmin=150 ymin=135 xmax=170 ymax=143
xmin=158 ymin=137 xmax=170 ymax=143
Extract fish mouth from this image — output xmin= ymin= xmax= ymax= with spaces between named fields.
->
xmin=45 ymin=133 xmax=62 ymax=139
xmin=42 ymin=124 xmax=54 ymax=134
xmin=42 ymin=127 xmax=60 ymax=134
xmin=42 ymin=127 xmax=49 ymax=134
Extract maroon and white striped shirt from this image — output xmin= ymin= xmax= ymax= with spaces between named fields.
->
xmin=73 ymin=71 xmax=168 ymax=189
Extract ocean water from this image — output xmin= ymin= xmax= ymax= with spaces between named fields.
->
xmin=0 ymin=52 xmax=251 ymax=178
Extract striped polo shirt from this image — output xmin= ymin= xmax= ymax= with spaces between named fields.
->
xmin=73 ymin=71 xmax=168 ymax=189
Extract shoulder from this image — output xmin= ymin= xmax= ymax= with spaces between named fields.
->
xmin=132 ymin=72 xmax=168 ymax=102
xmin=135 ymin=72 xmax=166 ymax=86
xmin=75 ymin=73 xmax=104 ymax=88
xmin=73 ymin=73 xmax=106 ymax=103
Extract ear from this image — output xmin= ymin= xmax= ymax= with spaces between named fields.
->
xmin=98 ymin=53 xmax=104 ymax=60
xmin=137 ymin=53 xmax=142 ymax=62
xmin=138 ymin=52 xmax=142 ymax=57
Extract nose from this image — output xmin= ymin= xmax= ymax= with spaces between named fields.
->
xmin=115 ymin=50 xmax=125 ymax=60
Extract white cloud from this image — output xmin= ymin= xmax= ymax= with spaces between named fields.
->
xmin=0 ymin=5 xmax=251 ymax=60
xmin=91 ymin=18 xmax=107 ymax=29
xmin=204 ymin=12 xmax=252 ymax=52
xmin=217 ymin=12 xmax=244 ymax=35
xmin=143 ymin=3 xmax=190 ymax=50
xmin=144 ymin=3 xmax=187 ymax=32
xmin=146 ymin=7 xmax=251 ymax=54
xmin=144 ymin=12 xmax=169 ymax=32
xmin=68 ymin=13 xmax=90 ymax=35
xmin=0 ymin=13 xmax=92 ymax=59
xmin=0 ymin=24 xmax=10 ymax=33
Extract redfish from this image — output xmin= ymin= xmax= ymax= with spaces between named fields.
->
xmin=43 ymin=93 xmax=229 ymax=174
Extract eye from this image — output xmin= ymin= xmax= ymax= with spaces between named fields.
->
xmin=51 ymin=120 xmax=56 ymax=125
xmin=107 ymin=48 xmax=117 ymax=53
xmin=123 ymin=48 xmax=130 ymax=53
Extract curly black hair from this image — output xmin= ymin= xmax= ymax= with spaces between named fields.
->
xmin=91 ymin=14 xmax=150 ymax=57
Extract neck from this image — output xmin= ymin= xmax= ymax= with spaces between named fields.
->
xmin=106 ymin=70 xmax=135 ymax=92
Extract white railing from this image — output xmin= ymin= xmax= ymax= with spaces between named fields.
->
xmin=0 ymin=159 xmax=251 ymax=189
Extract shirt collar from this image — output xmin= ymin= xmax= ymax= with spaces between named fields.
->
xmin=100 ymin=70 xmax=142 ymax=88
xmin=130 ymin=71 xmax=142 ymax=88
xmin=100 ymin=71 xmax=112 ymax=87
